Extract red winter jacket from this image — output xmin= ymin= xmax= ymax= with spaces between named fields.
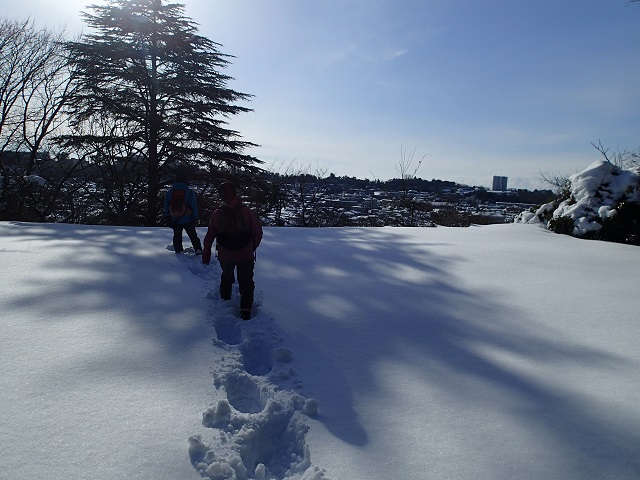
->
xmin=202 ymin=197 xmax=262 ymax=264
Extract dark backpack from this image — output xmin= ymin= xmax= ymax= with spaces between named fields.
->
xmin=216 ymin=205 xmax=252 ymax=250
xmin=170 ymin=189 xmax=191 ymax=219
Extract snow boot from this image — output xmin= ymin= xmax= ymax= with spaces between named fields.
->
xmin=219 ymin=282 xmax=232 ymax=301
xmin=239 ymin=292 xmax=253 ymax=320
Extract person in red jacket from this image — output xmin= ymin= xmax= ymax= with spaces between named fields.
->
xmin=202 ymin=182 xmax=263 ymax=320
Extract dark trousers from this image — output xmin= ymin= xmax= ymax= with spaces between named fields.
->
xmin=172 ymin=222 xmax=202 ymax=252
xmin=219 ymin=260 xmax=255 ymax=310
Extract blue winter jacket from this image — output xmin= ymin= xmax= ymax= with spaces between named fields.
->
xmin=164 ymin=182 xmax=198 ymax=225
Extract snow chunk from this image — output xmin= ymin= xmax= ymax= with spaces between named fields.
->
xmin=303 ymin=398 xmax=320 ymax=417
xmin=188 ymin=435 xmax=213 ymax=467
xmin=202 ymin=399 xmax=232 ymax=427
xmin=204 ymin=461 xmax=237 ymax=480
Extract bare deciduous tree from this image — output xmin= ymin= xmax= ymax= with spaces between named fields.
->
xmin=395 ymin=146 xmax=427 ymax=226
xmin=0 ymin=18 xmax=82 ymax=222
xmin=286 ymin=160 xmax=330 ymax=227
xmin=591 ymin=140 xmax=639 ymax=171
xmin=19 ymin=28 xmax=76 ymax=175
xmin=0 ymin=18 xmax=59 ymax=156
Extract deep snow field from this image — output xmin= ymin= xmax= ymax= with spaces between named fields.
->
xmin=1 ymin=220 xmax=639 ymax=480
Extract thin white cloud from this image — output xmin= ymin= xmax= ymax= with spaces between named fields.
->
xmin=376 ymin=46 xmax=409 ymax=62
xmin=314 ymin=43 xmax=408 ymax=69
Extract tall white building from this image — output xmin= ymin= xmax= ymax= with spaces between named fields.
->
xmin=492 ymin=175 xmax=508 ymax=191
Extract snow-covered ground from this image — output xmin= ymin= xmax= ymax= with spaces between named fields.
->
xmin=1 ymin=220 xmax=639 ymax=480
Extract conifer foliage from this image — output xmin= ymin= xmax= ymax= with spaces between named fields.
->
xmin=63 ymin=0 xmax=259 ymax=225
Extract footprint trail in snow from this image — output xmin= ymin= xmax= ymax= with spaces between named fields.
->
xmin=177 ymin=250 xmax=329 ymax=480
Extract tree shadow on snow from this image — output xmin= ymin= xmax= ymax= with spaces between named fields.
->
xmin=1 ymin=222 xmax=214 ymax=382
xmin=256 ymin=226 xmax=640 ymax=479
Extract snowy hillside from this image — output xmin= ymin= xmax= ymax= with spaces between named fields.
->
xmin=1 ymin=221 xmax=639 ymax=480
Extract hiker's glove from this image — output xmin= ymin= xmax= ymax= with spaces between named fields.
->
xmin=202 ymin=251 xmax=211 ymax=265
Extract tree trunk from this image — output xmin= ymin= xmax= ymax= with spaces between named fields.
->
xmin=146 ymin=33 xmax=160 ymax=226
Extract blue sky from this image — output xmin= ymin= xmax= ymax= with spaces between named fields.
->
xmin=5 ymin=0 xmax=640 ymax=188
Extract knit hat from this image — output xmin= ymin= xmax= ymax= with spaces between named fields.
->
xmin=217 ymin=182 xmax=237 ymax=202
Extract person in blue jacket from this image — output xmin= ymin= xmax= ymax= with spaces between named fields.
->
xmin=163 ymin=171 xmax=202 ymax=254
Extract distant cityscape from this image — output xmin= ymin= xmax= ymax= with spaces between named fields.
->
xmin=263 ymin=173 xmax=555 ymax=228
xmin=1 ymin=146 xmax=555 ymax=226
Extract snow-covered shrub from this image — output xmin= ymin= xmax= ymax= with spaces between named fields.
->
xmin=516 ymin=160 xmax=640 ymax=245
xmin=514 ymin=200 xmax=556 ymax=225
xmin=548 ymin=215 xmax=574 ymax=235
xmin=597 ymin=201 xmax=640 ymax=245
